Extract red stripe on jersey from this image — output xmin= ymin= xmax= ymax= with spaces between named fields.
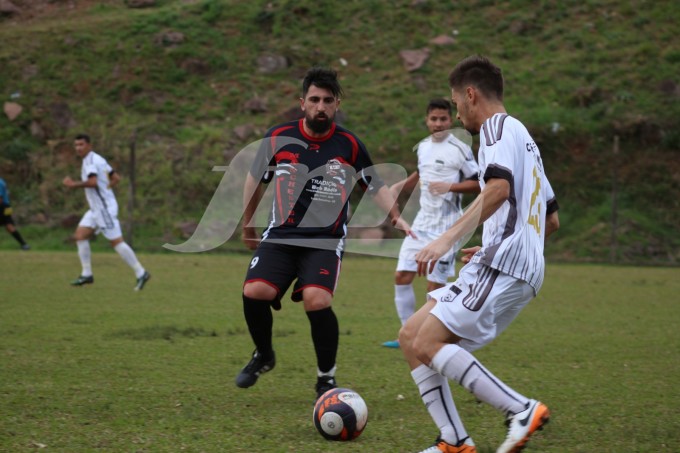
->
xmin=338 ymin=131 xmax=358 ymax=165
xmin=270 ymin=125 xmax=295 ymax=153
xmin=331 ymin=185 xmax=348 ymax=234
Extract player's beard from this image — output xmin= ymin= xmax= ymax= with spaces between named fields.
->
xmin=306 ymin=113 xmax=333 ymax=134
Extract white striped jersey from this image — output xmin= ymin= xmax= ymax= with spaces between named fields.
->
xmin=81 ymin=151 xmax=118 ymax=217
xmin=470 ymin=114 xmax=558 ymax=293
xmin=411 ymin=133 xmax=479 ymax=233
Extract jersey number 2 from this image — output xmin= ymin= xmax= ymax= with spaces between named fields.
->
xmin=527 ymin=167 xmax=542 ymax=235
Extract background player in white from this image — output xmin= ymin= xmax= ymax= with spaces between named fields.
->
xmin=382 ymin=99 xmax=480 ymax=348
xmin=399 ymin=56 xmax=560 ymax=453
xmin=63 ymin=134 xmax=150 ymax=291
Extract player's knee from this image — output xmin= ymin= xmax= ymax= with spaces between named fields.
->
xmin=303 ymin=296 xmax=332 ymax=312
xmin=243 ymin=282 xmax=277 ymax=301
xmin=397 ymin=326 xmax=409 ymax=350
xmin=398 ymin=319 xmax=417 ymax=348
xmin=412 ymin=335 xmax=434 ymax=365
xmin=395 ymin=271 xmax=414 ymax=285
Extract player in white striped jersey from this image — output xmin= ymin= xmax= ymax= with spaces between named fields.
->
xmin=63 ymin=134 xmax=150 ymax=291
xmin=382 ymin=99 xmax=480 ymax=349
xmin=399 ymin=57 xmax=560 ymax=453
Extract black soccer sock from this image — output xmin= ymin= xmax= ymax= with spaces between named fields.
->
xmin=11 ymin=230 xmax=26 ymax=246
xmin=242 ymin=295 xmax=275 ymax=359
xmin=306 ymin=307 xmax=339 ymax=374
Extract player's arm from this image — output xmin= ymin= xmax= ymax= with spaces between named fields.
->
xmin=242 ymin=172 xmax=266 ymax=250
xmin=108 ymin=170 xmax=121 ymax=188
xmin=63 ymin=174 xmax=97 ymax=189
xmin=389 ymin=171 xmax=419 ymax=199
xmin=544 ymin=179 xmax=560 ymax=240
xmin=428 ymin=178 xmax=480 ymax=196
xmin=415 ymin=177 xmax=509 ymax=275
xmin=371 ymin=185 xmax=416 ymax=238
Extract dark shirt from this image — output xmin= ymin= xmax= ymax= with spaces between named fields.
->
xmin=251 ymin=119 xmax=383 ymax=244
xmin=0 ymin=178 xmax=10 ymax=206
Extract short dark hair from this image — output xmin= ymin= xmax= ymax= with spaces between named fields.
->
xmin=426 ymin=98 xmax=452 ymax=115
xmin=75 ymin=134 xmax=91 ymax=143
xmin=302 ymin=67 xmax=343 ymax=99
xmin=448 ymin=55 xmax=503 ymax=101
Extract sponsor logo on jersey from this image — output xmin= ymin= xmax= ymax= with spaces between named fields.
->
xmin=325 ymin=159 xmax=343 ymax=176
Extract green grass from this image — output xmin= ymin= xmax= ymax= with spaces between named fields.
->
xmin=1 ymin=251 xmax=679 ymax=452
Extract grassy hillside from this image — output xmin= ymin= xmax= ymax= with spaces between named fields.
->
xmin=1 ymin=0 xmax=679 ymax=263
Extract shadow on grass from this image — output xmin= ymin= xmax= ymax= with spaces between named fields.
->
xmin=107 ymin=325 xmax=219 ymax=341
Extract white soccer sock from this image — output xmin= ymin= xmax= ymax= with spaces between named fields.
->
xmin=76 ymin=240 xmax=92 ymax=277
xmin=395 ymin=284 xmax=416 ymax=325
xmin=431 ymin=344 xmax=528 ymax=415
xmin=317 ymin=365 xmax=337 ymax=378
xmin=412 ymin=364 xmax=469 ymax=446
xmin=114 ymin=242 xmax=145 ymax=278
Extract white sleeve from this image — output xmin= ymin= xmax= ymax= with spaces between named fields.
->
xmin=83 ymin=162 xmax=98 ymax=177
xmin=482 ymin=135 xmax=517 ymax=183
xmin=460 ymin=146 xmax=480 ymax=180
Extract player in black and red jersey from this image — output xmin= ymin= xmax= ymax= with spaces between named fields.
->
xmin=236 ymin=67 xmax=414 ymax=400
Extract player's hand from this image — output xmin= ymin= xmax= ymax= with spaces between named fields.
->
xmin=415 ymin=237 xmax=452 ymax=276
xmin=428 ymin=181 xmax=451 ymax=196
xmin=392 ymin=216 xmax=417 ymax=239
xmin=62 ymin=176 xmax=75 ymax=188
xmin=460 ymin=246 xmax=481 ymax=264
xmin=242 ymin=226 xmax=260 ymax=250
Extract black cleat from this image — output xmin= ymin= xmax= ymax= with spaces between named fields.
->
xmin=71 ymin=275 xmax=94 ymax=286
xmin=315 ymin=375 xmax=337 ymax=400
xmin=134 ymin=271 xmax=151 ymax=291
xmin=235 ymin=350 xmax=276 ymax=388
xmin=20 ymin=244 xmax=30 ymax=251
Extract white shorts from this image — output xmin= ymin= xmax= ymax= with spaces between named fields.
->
xmin=428 ymin=263 xmax=534 ymax=351
xmin=397 ymin=230 xmax=456 ymax=284
xmin=78 ymin=209 xmax=123 ymax=241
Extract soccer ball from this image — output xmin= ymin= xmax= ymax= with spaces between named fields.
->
xmin=313 ymin=388 xmax=368 ymax=441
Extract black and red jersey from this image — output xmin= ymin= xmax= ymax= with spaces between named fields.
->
xmin=250 ymin=119 xmax=383 ymax=244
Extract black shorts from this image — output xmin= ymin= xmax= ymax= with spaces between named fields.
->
xmin=244 ymin=241 xmax=342 ymax=302
xmin=0 ymin=205 xmax=14 ymax=226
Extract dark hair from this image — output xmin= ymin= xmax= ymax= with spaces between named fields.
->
xmin=302 ymin=67 xmax=343 ymax=99
xmin=448 ymin=55 xmax=503 ymax=101
xmin=75 ymin=133 xmax=91 ymax=143
xmin=426 ymin=98 xmax=452 ymax=115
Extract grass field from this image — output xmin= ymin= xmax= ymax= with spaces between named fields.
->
xmin=1 ymin=251 xmax=679 ymax=452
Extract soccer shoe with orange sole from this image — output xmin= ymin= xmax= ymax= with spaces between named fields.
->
xmin=418 ymin=437 xmax=477 ymax=453
xmin=496 ymin=399 xmax=550 ymax=453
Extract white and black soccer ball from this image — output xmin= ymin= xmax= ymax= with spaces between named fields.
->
xmin=313 ymin=387 xmax=368 ymax=441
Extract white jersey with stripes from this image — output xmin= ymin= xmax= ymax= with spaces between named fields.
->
xmin=412 ymin=133 xmax=479 ymax=234
xmin=470 ymin=114 xmax=557 ymax=293
xmin=81 ymin=151 xmax=119 ymax=217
